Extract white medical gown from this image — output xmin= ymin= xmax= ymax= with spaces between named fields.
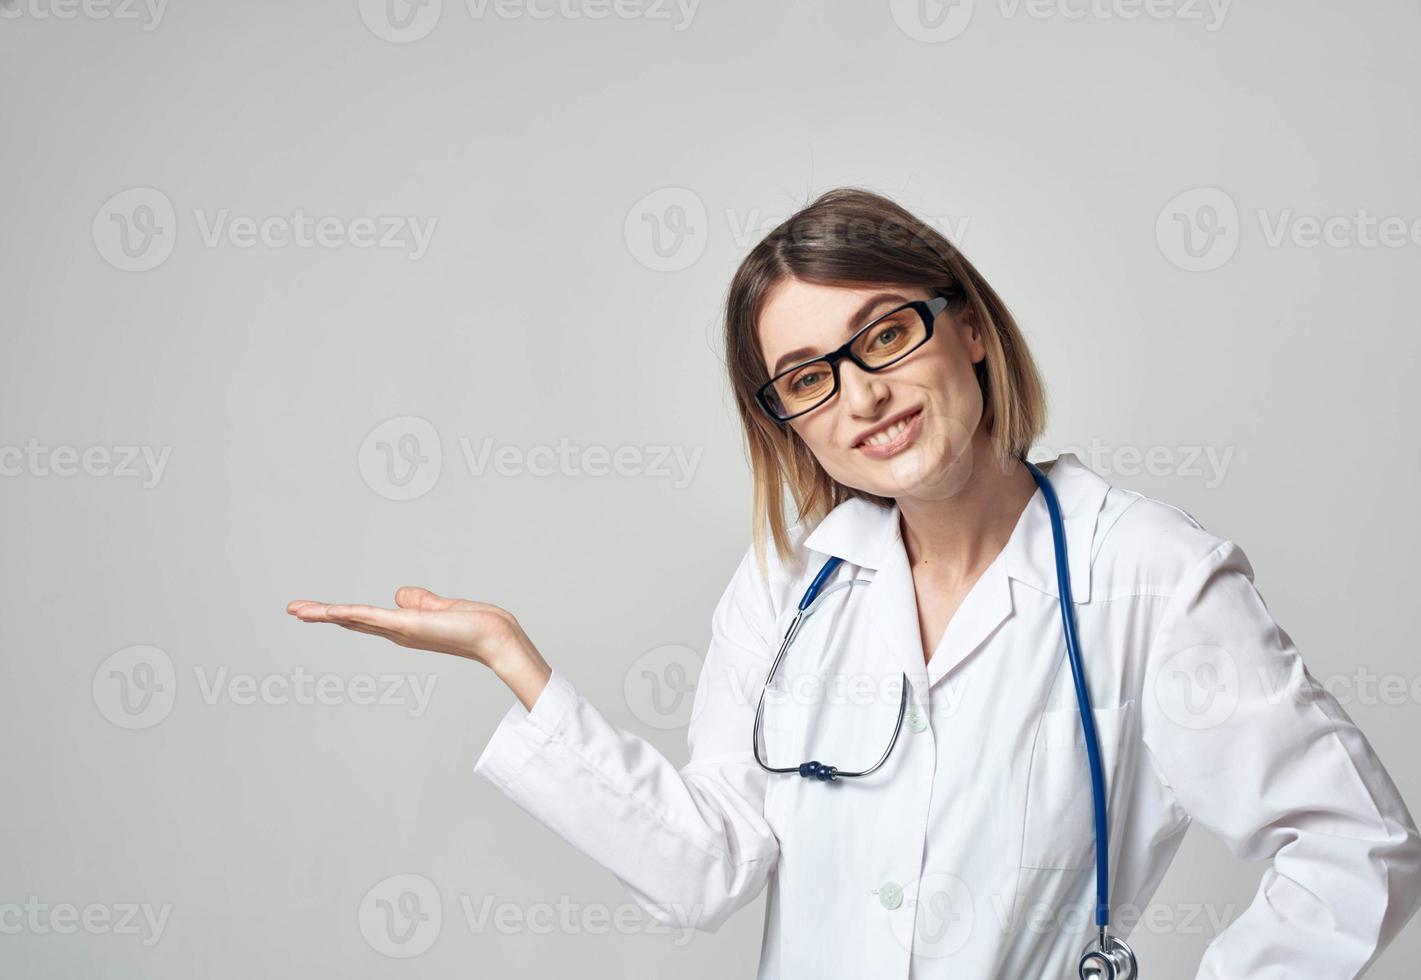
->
xmin=473 ymin=452 xmax=1421 ymax=978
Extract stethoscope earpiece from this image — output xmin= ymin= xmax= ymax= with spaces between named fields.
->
xmin=1078 ymin=932 xmax=1137 ymax=980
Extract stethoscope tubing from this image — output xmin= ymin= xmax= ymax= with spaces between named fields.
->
xmin=1025 ymin=458 xmax=1112 ymax=931
xmin=751 ymin=458 xmax=1131 ymax=975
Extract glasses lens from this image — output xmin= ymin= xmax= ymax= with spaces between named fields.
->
xmin=851 ymin=305 xmax=928 ymax=368
xmin=766 ymin=358 xmax=836 ymax=419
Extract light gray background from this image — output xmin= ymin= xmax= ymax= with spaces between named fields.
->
xmin=2 ymin=1 xmax=1418 ymax=976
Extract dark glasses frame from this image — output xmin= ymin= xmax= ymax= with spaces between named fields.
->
xmin=755 ymin=294 xmax=952 ymax=424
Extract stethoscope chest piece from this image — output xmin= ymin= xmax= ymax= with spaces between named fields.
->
xmin=1079 ymin=932 xmax=1137 ymax=980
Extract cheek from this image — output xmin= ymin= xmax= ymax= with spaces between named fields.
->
xmin=931 ymin=358 xmax=981 ymax=408
xmin=789 ymin=416 xmax=836 ymax=454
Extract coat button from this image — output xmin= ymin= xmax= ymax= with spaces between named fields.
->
xmin=878 ymin=881 xmax=903 ymax=910
xmin=906 ymin=705 xmax=927 ymax=733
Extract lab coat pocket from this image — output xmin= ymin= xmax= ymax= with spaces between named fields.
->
xmin=1019 ymin=700 xmax=1135 ymax=870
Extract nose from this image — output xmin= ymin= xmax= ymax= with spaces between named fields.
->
xmin=837 ymin=360 xmax=889 ymax=418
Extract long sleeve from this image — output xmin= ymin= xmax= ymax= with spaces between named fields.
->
xmin=472 ymin=545 xmax=782 ymax=933
xmin=1140 ymin=539 xmax=1421 ymax=978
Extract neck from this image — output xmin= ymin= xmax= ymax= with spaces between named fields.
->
xmin=896 ymin=438 xmax=1038 ymax=585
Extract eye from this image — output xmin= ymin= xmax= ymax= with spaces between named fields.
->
xmin=790 ymin=370 xmax=825 ymax=391
xmin=870 ymin=326 xmax=902 ymax=347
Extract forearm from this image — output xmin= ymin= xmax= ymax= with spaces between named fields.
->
xmin=1145 ymin=541 xmax=1421 ymax=976
xmin=472 ymin=543 xmax=782 ymax=932
xmin=472 ymin=667 xmax=778 ymax=932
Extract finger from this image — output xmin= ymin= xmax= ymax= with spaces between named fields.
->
xmin=332 ymin=621 xmax=403 ymax=643
xmin=322 ymin=604 xmax=421 ymax=633
xmin=291 ymin=609 xmax=405 ymax=643
xmin=290 ymin=602 xmax=396 ymax=625
xmin=289 ymin=601 xmax=338 ymax=621
xmin=322 ymin=615 xmax=456 ymax=653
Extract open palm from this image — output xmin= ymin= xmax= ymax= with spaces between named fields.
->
xmin=285 ymin=586 xmax=524 ymax=668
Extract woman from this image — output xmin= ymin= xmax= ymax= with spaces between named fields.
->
xmin=287 ymin=189 xmax=1421 ymax=977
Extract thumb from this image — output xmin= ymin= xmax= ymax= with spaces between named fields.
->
xmin=393 ymin=586 xmax=464 ymax=611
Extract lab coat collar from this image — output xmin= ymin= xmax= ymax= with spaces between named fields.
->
xmin=801 ymin=452 xmax=1111 ymax=691
xmin=802 ymin=452 xmax=1110 ymax=601
xmin=801 ymin=454 xmax=1108 ymax=599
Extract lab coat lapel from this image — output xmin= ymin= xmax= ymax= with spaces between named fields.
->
xmin=798 ymin=452 xmax=1110 ymax=696
xmin=922 ymin=544 xmax=1013 ymax=689
xmin=866 ymin=539 xmax=933 ymax=697
xmin=1002 ymin=452 xmax=1110 ymax=603
xmin=801 ymin=496 xmax=930 ymax=697
xmin=805 ymin=501 xmax=1005 ymax=699
xmin=917 ymin=452 xmax=1109 ymax=687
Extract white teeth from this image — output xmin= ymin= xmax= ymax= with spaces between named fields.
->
xmin=862 ymin=412 xmax=917 ymax=448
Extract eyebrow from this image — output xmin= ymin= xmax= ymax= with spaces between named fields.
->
xmin=769 ymin=292 xmax=911 ymax=376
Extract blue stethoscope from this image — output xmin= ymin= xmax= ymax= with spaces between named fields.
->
xmin=752 ymin=459 xmax=1138 ymax=980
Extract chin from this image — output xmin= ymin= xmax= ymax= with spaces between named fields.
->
xmin=866 ymin=451 xmax=972 ymax=503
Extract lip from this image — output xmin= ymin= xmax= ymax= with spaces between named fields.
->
xmin=854 ymin=408 xmax=924 ymax=459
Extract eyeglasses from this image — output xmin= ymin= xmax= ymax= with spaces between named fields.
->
xmin=755 ymin=294 xmax=951 ymax=423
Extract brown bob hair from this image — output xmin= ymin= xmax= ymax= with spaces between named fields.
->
xmin=723 ymin=187 xmax=1049 ymax=578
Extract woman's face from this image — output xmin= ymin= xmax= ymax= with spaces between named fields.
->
xmin=757 ymin=278 xmax=989 ymax=501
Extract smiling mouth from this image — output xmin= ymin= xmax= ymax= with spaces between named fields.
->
xmin=855 ymin=408 xmax=924 ymax=458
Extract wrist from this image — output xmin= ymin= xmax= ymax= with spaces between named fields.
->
xmin=491 ymin=636 xmax=552 ymax=711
